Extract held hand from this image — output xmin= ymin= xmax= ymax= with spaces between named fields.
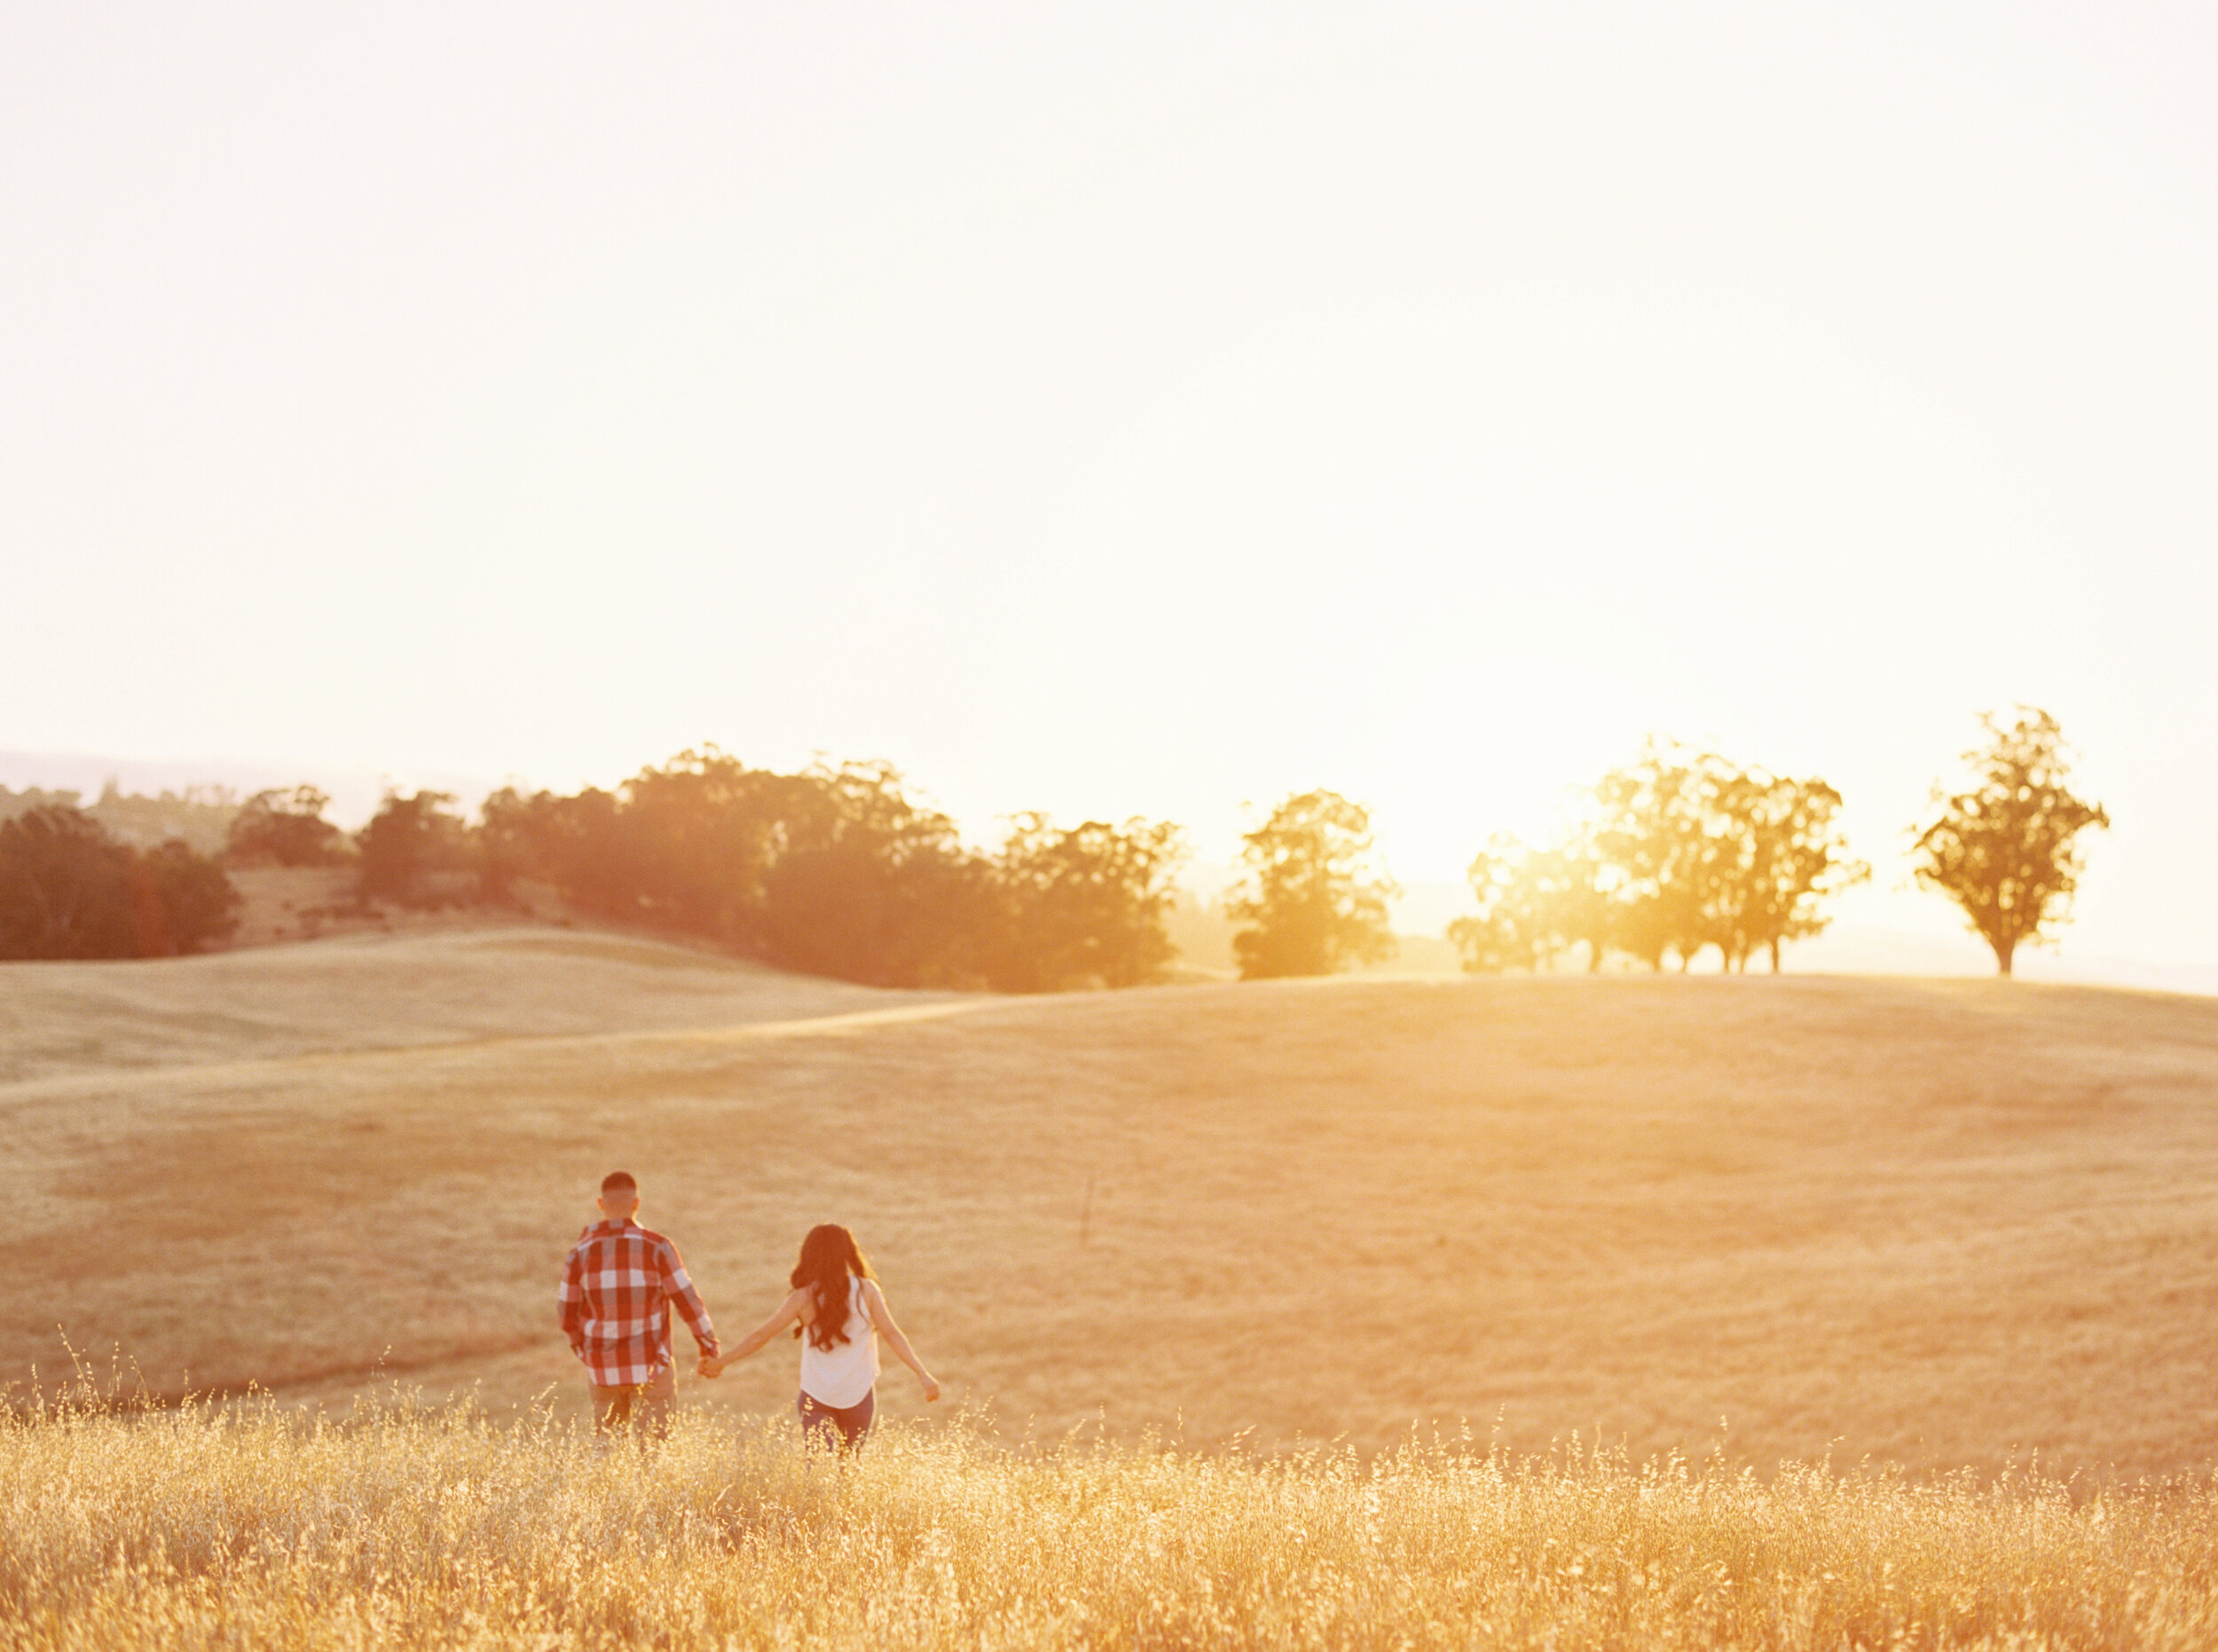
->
xmin=697 ymin=1354 xmax=721 ymax=1379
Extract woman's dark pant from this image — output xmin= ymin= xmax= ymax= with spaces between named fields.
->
xmin=798 ymin=1388 xmax=875 ymax=1451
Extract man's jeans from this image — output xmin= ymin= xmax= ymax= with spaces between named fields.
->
xmin=592 ymin=1365 xmax=675 ymax=1438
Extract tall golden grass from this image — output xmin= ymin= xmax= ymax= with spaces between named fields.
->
xmin=4 ymin=1383 xmax=2212 ymax=1650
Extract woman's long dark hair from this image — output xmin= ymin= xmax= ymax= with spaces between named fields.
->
xmin=790 ymin=1223 xmax=874 ymax=1351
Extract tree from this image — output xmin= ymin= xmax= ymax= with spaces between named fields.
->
xmin=479 ymin=784 xmax=627 ymax=916
xmin=224 ymin=786 xmax=347 ymax=867
xmin=610 ymin=748 xmax=790 ymax=948
xmin=357 ymin=791 xmax=475 ymax=907
xmin=1227 ymin=790 xmax=1398 ymax=979
xmin=987 ymin=814 xmax=1187 ymax=991
xmin=0 ymin=806 xmax=237 ymax=958
xmin=137 ymin=838 xmax=243 ymax=954
xmin=1911 ymin=708 xmax=2108 ymax=976
xmin=1448 ymin=835 xmax=1608 ymax=974
xmin=1733 ymin=773 xmax=1867 ymax=972
xmin=1593 ymin=744 xmax=1716 ymax=971
xmin=1448 ymin=838 xmax=1544 ymax=974
xmin=0 ymin=806 xmax=141 ymax=958
xmin=760 ymin=759 xmax=992 ymax=987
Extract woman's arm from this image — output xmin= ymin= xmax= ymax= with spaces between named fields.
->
xmin=863 ymin=1279 xmax=940 ymax=1402
xmin=700 ymin=1288 xmax=807 ymax=1377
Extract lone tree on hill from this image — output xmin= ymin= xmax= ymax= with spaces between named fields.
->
xmin=1227 ymin=789 xmax=1398 ymax=979
xmin=1911 ymin=707 xmax=2108 ymax=976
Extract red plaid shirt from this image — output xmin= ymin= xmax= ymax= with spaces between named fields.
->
xmin=558 ymin=1219 xmax=720 ymax=1387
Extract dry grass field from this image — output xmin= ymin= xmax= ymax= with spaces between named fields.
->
xmin=6 ymin=1398 xmax=2214 ymax=1651
xmin=0 ymin=925 xmax=939 ymax=1083
xmin=4 ymin=928 xmax=2217 ymax=1481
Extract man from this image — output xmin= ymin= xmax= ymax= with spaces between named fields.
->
xmin=557 ymin=1170 xmax=720 ymax=1437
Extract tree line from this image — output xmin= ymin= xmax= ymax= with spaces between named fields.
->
xmin=0 ymin=709 xmax=2108 ymax=980
xmin=463 ymin=751 xmax=1189 ymax=991
xmin=1442 ymin=707 xmax=2106 ymax=978
xmin=1443 ymin=743 xmax=1867 ymax=975
xmin=0 ymin=754 xmax=1192 ymax=989
xmin=1202 ymin=709 xmax=2107 ymax=981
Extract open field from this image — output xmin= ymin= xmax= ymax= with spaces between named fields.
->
xmin=0 ymin=926 xmax=940 ymax=1084
xmin=4 ymin=929 xmax=2217 ymax=1478
xmin=6 ymin=1399 xmax=2214 ymax=1652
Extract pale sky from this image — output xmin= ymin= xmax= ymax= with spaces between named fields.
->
xmin=5 ymin=4 xmax=2214 ymax=975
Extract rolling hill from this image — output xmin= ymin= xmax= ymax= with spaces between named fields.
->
xmin=4 ymin=926 xmax=2215 ymax=1477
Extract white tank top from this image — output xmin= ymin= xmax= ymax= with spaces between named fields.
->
xmin=798 ymin=1276 xmax=878 ymax=1408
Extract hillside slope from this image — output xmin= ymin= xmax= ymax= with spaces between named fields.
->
xmin=4 ymin=939 xmax=2214 ymax=1475
xmin=0 ymin=926 xmax=954 ymax=1084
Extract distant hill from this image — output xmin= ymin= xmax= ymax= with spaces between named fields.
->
xmin=0 ymin=750 xmax=497 ymax=831
xmin=0 ymin=925 xmax=940 ymax=1086
xmin=0 ymin=781 xmax=239 ymax=856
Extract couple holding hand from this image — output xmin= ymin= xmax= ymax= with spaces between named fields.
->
xmin=558 ymin=1170 xmax=940 ymax=1450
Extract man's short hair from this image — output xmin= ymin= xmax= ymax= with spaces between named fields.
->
xmin=601 ymin=1171 xmax=638 ymax=1195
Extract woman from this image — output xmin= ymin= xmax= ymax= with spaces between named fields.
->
xmin=699 ymin=1223 xmax=940 ymax=1450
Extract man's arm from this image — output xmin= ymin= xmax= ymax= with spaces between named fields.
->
xmin=557 ymin=1246 xmax=589 ymax=1361
xmin=659 ymin=1241 xmax=720 ymax=1359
